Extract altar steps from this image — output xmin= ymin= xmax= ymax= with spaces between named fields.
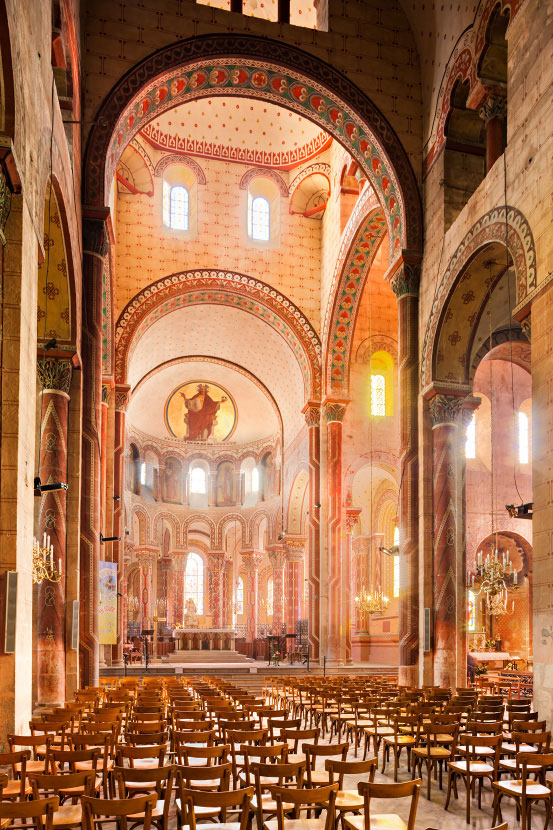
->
xmin=165 ymin=649 xmax=255 ymax=664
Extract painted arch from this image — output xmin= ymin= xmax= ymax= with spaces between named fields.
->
xmin=83 ymin=34 xmax=422 ymax=260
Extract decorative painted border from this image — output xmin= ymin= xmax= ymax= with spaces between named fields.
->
xmin=288 ymin=162 xmax=331 ymax=196
xmin=325 ymin=210 xmax=388 ymax=391
xmin=421 ymin=205 xmax=536 ymax=387
xmin=153 ymin=153 xmax=207 ymax=183
xmin=238 ymin=167 xmax=288 ymax=197
xmin=83 ymin=34 xmax=422 ymax=257
xmin=115 ymin=269 xmax=321 ymax=398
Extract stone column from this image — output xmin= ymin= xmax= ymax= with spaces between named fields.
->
xmin=302 ymin=402 xmax=321 ymax=661
xmin=324 ymin=399 xmax=348 ymax=663
xmin=242 ymin=551 xmax=262 ymax=643
xmin=479 ymin=93 xmax=507 ymax=173
xmin=284 ymin=536 xmax=305 ymax=635
xmin=80 ymin=213 xmax=109 ymax=686
xmin=159 ymin=554 xmax=172 ymax=624
xmin=172 ymin=553 xmax=188 ymax=627
xmin=344 ymin=508 xmax=361 ymax=664
xmin=208 ymin=551 xmax=227 ymax=629
xmin=390 ymin=256 xmax=420 ymax=687
xmin=267 ymin=544 xmax=286 ymax=635
xmin=137 ymin=550 xmax=156 ymax=631
xmin=428 ymin=393 xmax=467 ymax=688
xmin=36 ymin=357 xmax=72 ymax=705
xmin=112 ymin=388 xmax=129 ymax=663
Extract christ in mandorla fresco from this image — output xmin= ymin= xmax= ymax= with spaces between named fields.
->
xmin=180 ymin=384 xmax=228 ymax=441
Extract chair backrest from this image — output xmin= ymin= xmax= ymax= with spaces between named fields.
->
xmin=49 ymin=747 xmax=100 ymax=774
xmin=271 ymin=783 xmax=338 ymax=830
xmin=0 ymin=796 xmax=58 ymax=830
xmin=517 ymin=753 xmax=553 ymax=789
xmin=179 ymin=744 xmax=230 ymax=766
xmin=466 ymin=720 xmax=503 ymax=735
xmin=325 ymin=757 xmax=377 ymax=788
xmin=29 ymin=771 xmax=96 ymax=799
xmin=176 ymin=763 xmax=231 ymax=790
xmin=114 ymin=764 xmax=175 ymax=819
xmin=7 ymin=735 xmax=50 ymax=759
xmin=512 ymin=719 xmax=546 ymax=733
xmin=116 ymin=743 xmax=165 ymax=768
xmin=511 ymin=731 xmax=551 ymax=752
xmin=179 ymin=785 xmax=253 ymax=830
xmin=82 ymin=794 xmax=157 ymax=830
xmin=458 ymin=734 xmax=502 ymax=768
xmin=280 ymin=727 xmax=319 ymax=752
xmin=0 ymin=750 xmax=30 ymax=795
xmin=358 ymin=779 xmax=421 ymax=830
xmin=123 ymin=731 xmax=168 ymax=746
xmin=252 ymin=760 xmax=305 ymax=792
xmin=304 ymin=742 xmax=348 ymax=784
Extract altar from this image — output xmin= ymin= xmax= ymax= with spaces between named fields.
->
xmin=172 ymin=628 xmax=236 ymax=651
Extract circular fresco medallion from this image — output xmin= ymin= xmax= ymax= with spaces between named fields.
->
xmin=164 ymin=380 xmax=237 ymax=442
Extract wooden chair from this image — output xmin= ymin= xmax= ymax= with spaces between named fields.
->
xmin=412 ymin=722 xmax=458 ymax=800
xmin=241 ymin=744 xmax=289 ymax=787
xmin=381 ymin=715 xmax=421 ymax=781
xmin=280 ymin=728 xmax=319 ymax=766
xmin=304 ymin=744 xmax=349 ymax=788
xmin=492 ymin=752 xmax=553 ymax=830
xmin=325 ymin=758 xmax=377 ymax=827
xmin=0 ymin=796 xmax=58 ymax=830
xmin=114 ymin=765 xmax=175 ymax=830
xmin=227 ymin=729 xmax=268 ymax=786
xmin=48 ymin=747 xmax=100 ymax=777
xmin=251 ymin=761 xmax=305 ymax=830
xmin=178 ymin=744 xmax=230 ymax=768
xmin=69 ymin=733 xmax=113 ymax=797
xmin=498 ymin=731 xmax=551 ymax=776
xmin=29 ymin=772 xmax=96 ymax=829
xmin=7 ymin=736 xmax=51 ymax=776
xmin=177 ymin=785 xmax=253 ymax=830
xmin=0 ymin=751 xmax=32 ymax=799
xmin=268 ymin=783 xmax=338 ymax=830
xmin=343 ymin=779 xmax=421 ymax=830
xmin=81 ymin=793 xmax=157 ymax=830
xmin=444 ymin=734 xmax=501 ymax=822
xmin=115 ymin=743 xmax=165 ymax=771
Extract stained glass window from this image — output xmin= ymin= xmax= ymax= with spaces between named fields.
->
xmin=190 ymin=466 xmax=206 ymax=494
xmin=184 ymin=552 xmax=204 ymax=614
xmin=249 ymin=196 xmax=270 ymax=241
xmin=370 ymin=374 xmax=386 ymax=416
xmin=466 ymin=413 xmax=476 ymax=459
xmin=267 ymin=576 xmax=273 ymax=617
xmin=236 ymin=577 xmax=244 ymax=615
xmin=393 ymin=555 xmax=400 ymax=598
xmin=467 ymin=589 xmax=476 ymax=631
xmin=519 ymin=411 xmax=529 ymax=464
xmin=163 ymin=181 xmax=189 ymax=230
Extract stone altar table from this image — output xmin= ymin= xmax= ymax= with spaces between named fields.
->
xmin=172 ymin=628 xmax=236 ymax=651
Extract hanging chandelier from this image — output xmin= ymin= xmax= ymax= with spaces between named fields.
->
xmin=32 ymin=534 xmax=61 ymax=585
xmin=355 ymin=586 xmax=389 ymax=616
xmin=469 ymin=547 xmax=519 ymax=616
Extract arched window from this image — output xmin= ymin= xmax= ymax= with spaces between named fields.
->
xmin=184 ymin=552 xmax=204 ymax=614
xmin=251 ymin=467 xmax=259 ymax=492
xmin=393 ymin=526 xmax=399 ymax=548
xmin=467 ymin=589 xmax=476 ymax=631
xmin=248 ymin=196 xmax=270 ymax=241
xmin=140 ymin=461 xmax=146 ymax=486
xmin=163 ymin=181 xmax=189 ymax=230
xmin=370 ymin=374 xmax=386 ymax=417
xmin=518 ymin=411 xmax=529 ymax=464
xmin=466 ymin=413 xmax=476 ymax=459
xmin=190 ymin=466 xmax=207 ymax=494
xmin=266 ymin=576 xmax=274 ymax=617
xmin=236 ymin=577 xmax=244 ymax=615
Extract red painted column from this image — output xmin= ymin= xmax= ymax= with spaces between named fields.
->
xmin=284 ymin=536 xmax=305 ymax=634
xmin=479 ymin=94 xmax=507 ymax=173
xmin=391 ymin=258 xmax=420 ymax=687
xmin=159 ymin=555 xmax=172 ymax=624
xmin=325 ymin=399 xmax=347 ymax=664
xmin=36 ymin=357 xmax=72 ymax=705
xmin=302 ymin=403 xmax=321 ymax=661
xmin=112 ymin=389 xmax=129 ymax=663
xmin=208 ymin=551 xmax=226 ymax=629
xmin=137 ymin=550 xmax=156 ymax=630
xmin=344 ymin=509 xmax=361 ymax=664
xmin=267 ymin=545 xmax=286 ymax=635
xmin=80 ymin=215 xmax=109 ymax=687
xmin=242 ymin=551 xmax=262 ymax=643
xmin=429 ymin=393 xmax=466 ymax=688
xmin=172 ymin=553 xmax=187 ymax=627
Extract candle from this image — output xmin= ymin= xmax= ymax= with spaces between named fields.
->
xmin=50 ymin=548 xmax=53 ymax=568
xmin=58 ymin=558 xmax=61 ymax=574
xmin=514 ymin=570 xmax=517 ymax=585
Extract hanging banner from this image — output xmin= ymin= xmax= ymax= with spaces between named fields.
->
xmin=99 ymin=561 xmax=118 ymax=644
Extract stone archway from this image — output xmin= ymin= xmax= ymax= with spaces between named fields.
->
xmin=83 ymin=34 xmax=422 ymax=262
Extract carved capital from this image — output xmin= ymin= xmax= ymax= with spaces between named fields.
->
xmin=37 ymin=357 xmax=72 ymax=394
xmin=267 ymin=544 xmax=287 ymax=570
xmin=324 ymin=400 xmax=347 ymax=424
xmin=115 ymin=391 xmax=129 ymax=412
xmin=0 ymin=168 xmax=12 ymax=245
xmin=207 ymin=551 xmax=227 ymax=574
xmin=303 ymin=402 xmax=321 ymax=429
xmin=101 ymin=384 xmax=111 ymax=405
xmin=521 ymin=315 xmax=531 ymax=341
xmin=241 ymin=550 xmax=263 ymax=571
xmin=284 ymin=535 xmax=306 ymax=562
xmin=83 ymin=215 xmax=109 ymax=257
xmin=479 ymin=93 xmax=507 ymax=124
xmin=345 ymin=507 xmax=362 ymax=534
xmin=428 ymin=394 xmax=466 ymax=427
xmin=390 ymin=254 xmax=420 ymax=298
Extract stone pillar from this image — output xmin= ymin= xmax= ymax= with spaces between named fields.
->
xmin=428 ymin=392 xmax=468 ymax=688
xmin=267 ymin=545 xmax=286 ymax=635
xmin=137 ymin=550 xmax=156 ymax=631
xmin=172 ymin=553 xmax=188 ymax=627
xmin=36 ymin=357 xmax=72 ymax=705
xmin=242 ymin=551 xmax=262 ymax=643
xmin=479 ymin=93 xmax=507 ymax=173
xmin=324 ymin=399 xmax=348 ymax=663
xmin=208 ymin=551 xmax=226 ymax=629
xmin=80 ymin=213 xmax=109 ymax=686
xmin=390 ymin=256 xmax=420 ymax=687
xmin=344 ymin=508 xmax=361 ymax=664
xmin=302 ymin=402 xmax=321 ymax=661
xmin=159 ymin=554 xmax=172 ymax=624
xmin=112 ymin=388 xmax=129 ymax=663
xmin=352 ymin=536 xmax=370 ymax=634
xmin=284 ymin=537 xmax=305 ymax=635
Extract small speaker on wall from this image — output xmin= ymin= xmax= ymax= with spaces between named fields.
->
xmin=424 ymin=607 xmax=431 ymax=653
xmin=71 ymin=600 xmax=79 ymax=650
xmin=2 ymin=571 xmax=18 ymax=653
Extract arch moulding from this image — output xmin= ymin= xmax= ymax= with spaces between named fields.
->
xmin=83 ymin=34 xmax=422 ymax=262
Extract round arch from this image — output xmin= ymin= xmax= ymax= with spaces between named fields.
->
xmin=83 ymin=34 xmax=422 ymax=260
xmin=115 ymin=269 xmax=321 ymax=399
xmin=287 ymin=468 xmax=309 ymax=535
